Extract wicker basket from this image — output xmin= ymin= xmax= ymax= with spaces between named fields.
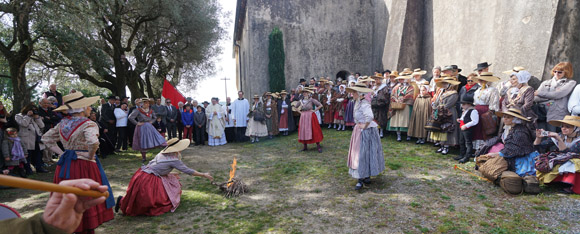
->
xmin=390 ymin=102 xmax=406 ymax=110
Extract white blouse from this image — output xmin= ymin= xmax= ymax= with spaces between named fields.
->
xmin=474 ymin=86 xmax=500 ymax=111
xmin=353 ymin=99 xmax=378 ymax=128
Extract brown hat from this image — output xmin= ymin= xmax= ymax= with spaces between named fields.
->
xmin=496 ymin=108 xmax=530 ymax=122
xmin=473 ymin=72 xmax=501 ymax=82
xmin=548 ymin=115 xmax=580 ymax=128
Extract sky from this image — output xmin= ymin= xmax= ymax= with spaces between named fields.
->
xmin=177 ymin=0 xmax=238 ymax=103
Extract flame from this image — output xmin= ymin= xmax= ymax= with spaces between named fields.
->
xmin=227 ymin=157 xmax=237 ymax=188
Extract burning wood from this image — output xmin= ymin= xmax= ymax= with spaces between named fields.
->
xmin=212 ymin=157 xmax=248 ymax=198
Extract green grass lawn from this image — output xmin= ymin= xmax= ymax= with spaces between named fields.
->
xmin=1 ymin=129 xmax=579 ymax=233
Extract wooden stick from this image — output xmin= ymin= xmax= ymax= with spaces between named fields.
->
xmin=0 ymin=175 xmax=109 ymax=198
xmin=453 ymin=165 xmax=493 ymax=183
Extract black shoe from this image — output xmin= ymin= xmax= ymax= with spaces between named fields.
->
xmin=36 ymin=168 xmax=49 ymax=173
xmin=317 ymin=146 xmax=322 ymax=153
xmin=115 ymin=196 xmax=123 ymax=213
xmin=441 ymin=147 xmax=449 ymax=155
xmin=416 ymin=139 xmax=421 ymax=144
xmin=453 ymin=154 xmax=464 ymax=160
xmin=458 ymin=156 xmax=470 ymax=164
xmin=355 ymin=182 xmax=363 ymax=190
xmin=363 ymin=177 xmax=371 ymax=185
xmin=434 ymin=142 xmax=441 ymax=147
xmin=436 ymin=147 xmax=444 ymax=153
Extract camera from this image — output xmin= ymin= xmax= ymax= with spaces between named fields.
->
xmin=32 ymin=110 xmax=38 ymax=115
xmin=540 ymin=130 xmax=549 ymax=137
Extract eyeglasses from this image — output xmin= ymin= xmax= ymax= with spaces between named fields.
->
xmin=166 ymin=102 xmax=171 ymax=103
xmin=555 ymin=71 xmax=564 ymax=74
xmin=467 ymin=80 xmax=474 ymax=83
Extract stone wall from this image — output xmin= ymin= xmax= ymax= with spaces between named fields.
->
xmin=236 ymin=0 xmax=389 ymax=97
xmin=383 ymin=0 xmax=579 ymax=82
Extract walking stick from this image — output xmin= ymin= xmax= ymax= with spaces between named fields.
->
xmin=0 ymin=175 xmax=109 ymax=198
xmin=453 ymin=165 xmax=492 ymax=183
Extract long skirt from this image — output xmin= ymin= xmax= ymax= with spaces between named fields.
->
xmin=208 ymin=132 xmax=227 ymax=146
xmin=54 ymin=154 xmax=114 ymax=233
xmin=246 ymin=117 xmax=268 ymax=137
xmin=472 ymin=105 xmax=490 ymax=140
xmin=120 ymin=169 xmax=181 ymax=216
xmin=387 ymin=105 xmax=413 ymax=131
xmin=279 ymin=107 xmax=289 ymax=131
xmin=265 ymin=109 xmax=273 ymax=133
xmin=344 ymin=100 xmax=355 ymax=126
xmin=132 ymin=122 xmax=167 ymax=152
xmin=323 ymin=107 xmax=334 ymax=124
xmin=510 ymin=151 xmax=538 ymax=177
xmin=408 ymin=98 xmax=431 ymax=138
xmin=347 ymin=126 xmax=385 ymax=179
xmin=553 ymin=173 xmax=580 ymax=194
xmin=298 ymin=111 xmax=323 ymax=144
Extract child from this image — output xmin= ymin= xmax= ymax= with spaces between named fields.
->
xmin=1 ymin=128 xmax=28 ymax=177
xmin=456 ymin=96 xmax=479 ymax=163
xmin=181 ymin=104 xmax=194 ymax=143
xmin=194 ymin=106 xmax=207 ymax=145
xmin=408 ymin=82 xmax=432 ymax=144
xmin=153 ymin=116 xmax=166 ymax=138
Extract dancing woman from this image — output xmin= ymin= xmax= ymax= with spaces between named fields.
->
xmin=297 ymin=88 xmax=324 ymax=153
xmin=128 ymin=98 xmax=168 ymax=163
xmin=41 ymin=92 xmax=115 ymax=234
xmin=346 ymin=82 xmax=385 ymax=190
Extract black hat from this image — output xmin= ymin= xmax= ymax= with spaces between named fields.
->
xmin=442 ymin=65 xmax=463 ymax=73
xmin=299 ymin=78 xmax=306 ymax=83
xmin=474 ymin=62 xmax=492 ymax=71
xmin=383 ymin=69 xmax=392 ymax=74
xmin=460 ymin=95 xmax=474 ymax=105
xmin=202 ymin=101 xmax=209 ymax=104
xmin=107 ymin=95 xmax=116 ymax=100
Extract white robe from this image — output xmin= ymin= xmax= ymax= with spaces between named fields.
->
xmin=206 ymin=103 xmax=227 ymax=146
xmin=231 ymin=98 xmax=250 ymax=127
xmin=223 ymin=104 xmax=234 ymax=128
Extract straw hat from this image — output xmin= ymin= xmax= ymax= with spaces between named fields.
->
xmin=319 ymin=78 xmax=328 ymax=83
xmin=54 ymin=92 xmax=100 ymax=112
xmin=502 ymin=66 xmax=526 ymax=75
xmin=160 ymin=138 xmax=190 ymax=154
xmin=265 ymin=92 xmax=272 ymax=96
xmin=412 ymin=68 xmax=427 ymax=76
xmin=328 ymin=81 xmax=334 ymax=86
xmin=140 ymin=97 xmax=152 ymax=103
xmin=496 ymin=108 xmax=530 ymax=122
xmin=346 ymin=81 xmax=373 ymax=93
xmin=301 ymin=88 xmax=314 ymax=94
xmin=253 ymin=95 xmax=260 ymax=99
xmin=394 ymin=75 xmax=412 ymax=80
xmin=371 ymin=73 xmax=384 ymax=79
xmin=280 ymin=90 xmax=288 ymax=95
xmin=387 ymin=71 xmax=399 ymax=77
xmin=435 ymin=75 xmax=461 ymax=87
xmin=548 ymin=115 xmax=580 ymax=128
xmin=400 ymin=68 xmax=413 ymax=76
xmin=473 ymin=72 xmax=501 ymax=82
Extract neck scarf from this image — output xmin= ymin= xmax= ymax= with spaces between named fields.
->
xmin=465 ymin=83 xmax=475 ymax=92
xmin=8 ymin=137 xmax=25 ymax=161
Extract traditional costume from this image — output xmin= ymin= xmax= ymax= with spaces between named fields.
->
xmin=346 ymin=82 xmax=385 ymax=190
xmin=472 ymin=72 xmax=501 ymax=146
xmin=41 ymin=92 xmax=114 ymax=234
xmin=297 ymin=89 xmax=324 ymax=152
xmin=277 ymin=91 xmax=296 ymax=135
xmin=371 ymin=74 xmax=389 ymax=137
xmin=333 ymin=85 xmax=348 ymax=130
xmin=117 ymin=139 xmax=209 ymax=215
xmin=205 ymin=99 xmax=227 ymax=146
xmin=321 ymin=87 xmax=335 ymax=126
xmin=263 ymin=93 xmax=279 ymax=137
xmin=128 ymin=98 xmax=167 ymax=162
xmin=407 ymin=82 xmax=432 ymax=143
xmin=430 ymin=76 xmax=460 ymax=155
xmin=246 ymin=96 xmax=268 ymax=142
xmin=387 ymin=75 xmax=416 ymax=141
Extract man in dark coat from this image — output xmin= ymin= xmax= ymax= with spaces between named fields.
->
xmin=43 ymin=84 xmax=63 ymax=107
xmin=165 ymin=99 xmax=179 ymax=139
xmin=99 ymin=95 xmax=117 ymax=148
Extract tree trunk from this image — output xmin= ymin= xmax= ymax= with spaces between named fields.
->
xmin=9 ymin=60 xmax=32 ymax=113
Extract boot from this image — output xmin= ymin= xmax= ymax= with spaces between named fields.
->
xmin=458 ymin=156 xmax=471 ymax=163
xmin=302 ymin=143 xmax=308 ymax=151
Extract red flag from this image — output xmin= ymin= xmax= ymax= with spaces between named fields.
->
xmin=162 ymin=79 xmax=186 ymax=108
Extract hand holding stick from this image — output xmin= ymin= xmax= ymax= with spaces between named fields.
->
xmin=0 ymin=175 xmax=109 ymax=198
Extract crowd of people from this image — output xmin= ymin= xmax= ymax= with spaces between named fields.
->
xmin=1 ymin=61 xmax=580 ymax=233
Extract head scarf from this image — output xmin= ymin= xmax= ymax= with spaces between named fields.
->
xmin=515 ymin=70 xmax=531 ymax=84
xmin=8 ymin=137 xmax=25 ymax=161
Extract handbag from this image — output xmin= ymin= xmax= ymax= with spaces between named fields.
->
xmin=523 ymin=175 xmax=541 ymax=194
xmin=390 ymin=102 xmax=406 ymax=110
xmin=532 ymin=103 xmax=547 ymax=122
xmin=253 ymin=111 xmax=265 ymax=122
xmin=477 ymin=155 xmax=508 ymax=181
xmin=480 ymin=110 xmax=498 ymax=137
xmin=499 ymin=171 xmax=523 ymax=195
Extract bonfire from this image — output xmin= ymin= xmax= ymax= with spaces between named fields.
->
xmin=212 ymin=157 xmax=248 ymax=198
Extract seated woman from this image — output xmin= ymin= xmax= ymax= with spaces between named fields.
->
xmin=535 ymin=115 xmax=580 ymax=194
xmin=116 ymin=138 xmax=213 ymax=216
xmin=486 ymin=108 xmax=537 ymax=177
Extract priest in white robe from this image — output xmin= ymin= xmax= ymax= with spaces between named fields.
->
xmin=206 ymin=97 xmax=227 ymax=146
xmin=231 ymin=91 xmax=250 ymax=142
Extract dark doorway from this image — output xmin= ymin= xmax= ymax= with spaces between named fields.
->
xmin=336 ymin=70 xmax=349 ymax=81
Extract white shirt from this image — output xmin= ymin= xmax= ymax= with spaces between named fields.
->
xmin=568 ymin=84 xmax=580 ymax=115
xmin=231 ymin=98 xmax=250 ymax=127
xmin=460 ymin=108 xmax=479 ymax=129
xmin=114 ymin=108 xmax=128 ymax=127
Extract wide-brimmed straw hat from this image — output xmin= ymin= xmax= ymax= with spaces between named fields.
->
xmin=371 ymin=73 xmax=384 ymax=79
xmin=160 ymin=138 xmax=190 ymax=154
xmin=496 ymin=108 xmax=530 ymax=122
xmin=301 ymin=88 xmax=314 ymax=94
xmin=548 ymin=115 xmax=580 ymax=128
xmin=395 ymin=75 xmax=412 ymax=80
xmin=265 ymin=92 xmax=272 ymax=96
xmin=54 ymin=92 xmax=100 ymax=112
xmin=253 ymin=95 xmax=260 ymax=99
xmin=346 ymin=81 xmax=373 ymax=93
xmin=435 ymin=75 xmax=461 ymax=86
xmin=399 ymin=68 xmax=413 ymax=76
xmin=473 ymin=72 xmax=501 ymax=82
xmin=502 ymin=66 xmax=526 ymax=75
xmin=387 ymin=71 xmax=399 ymax=77
xmin=280 ymin=90 xmax=288 ymax=95
xmin=140 ymin=98 xmax=152 ymax=103
xmin=319 ymin=78 xmax=328 ymax=83
xmin=412 ymin=68 xmax=427 ymax=76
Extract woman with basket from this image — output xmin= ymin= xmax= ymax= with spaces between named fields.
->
xmin=245 ymin=95 xmax=268 ymax=143
xmin=387 ymin=74 xmax=416 ymax=142
xmin=428 ymin=76 xmax=460 ymax=155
